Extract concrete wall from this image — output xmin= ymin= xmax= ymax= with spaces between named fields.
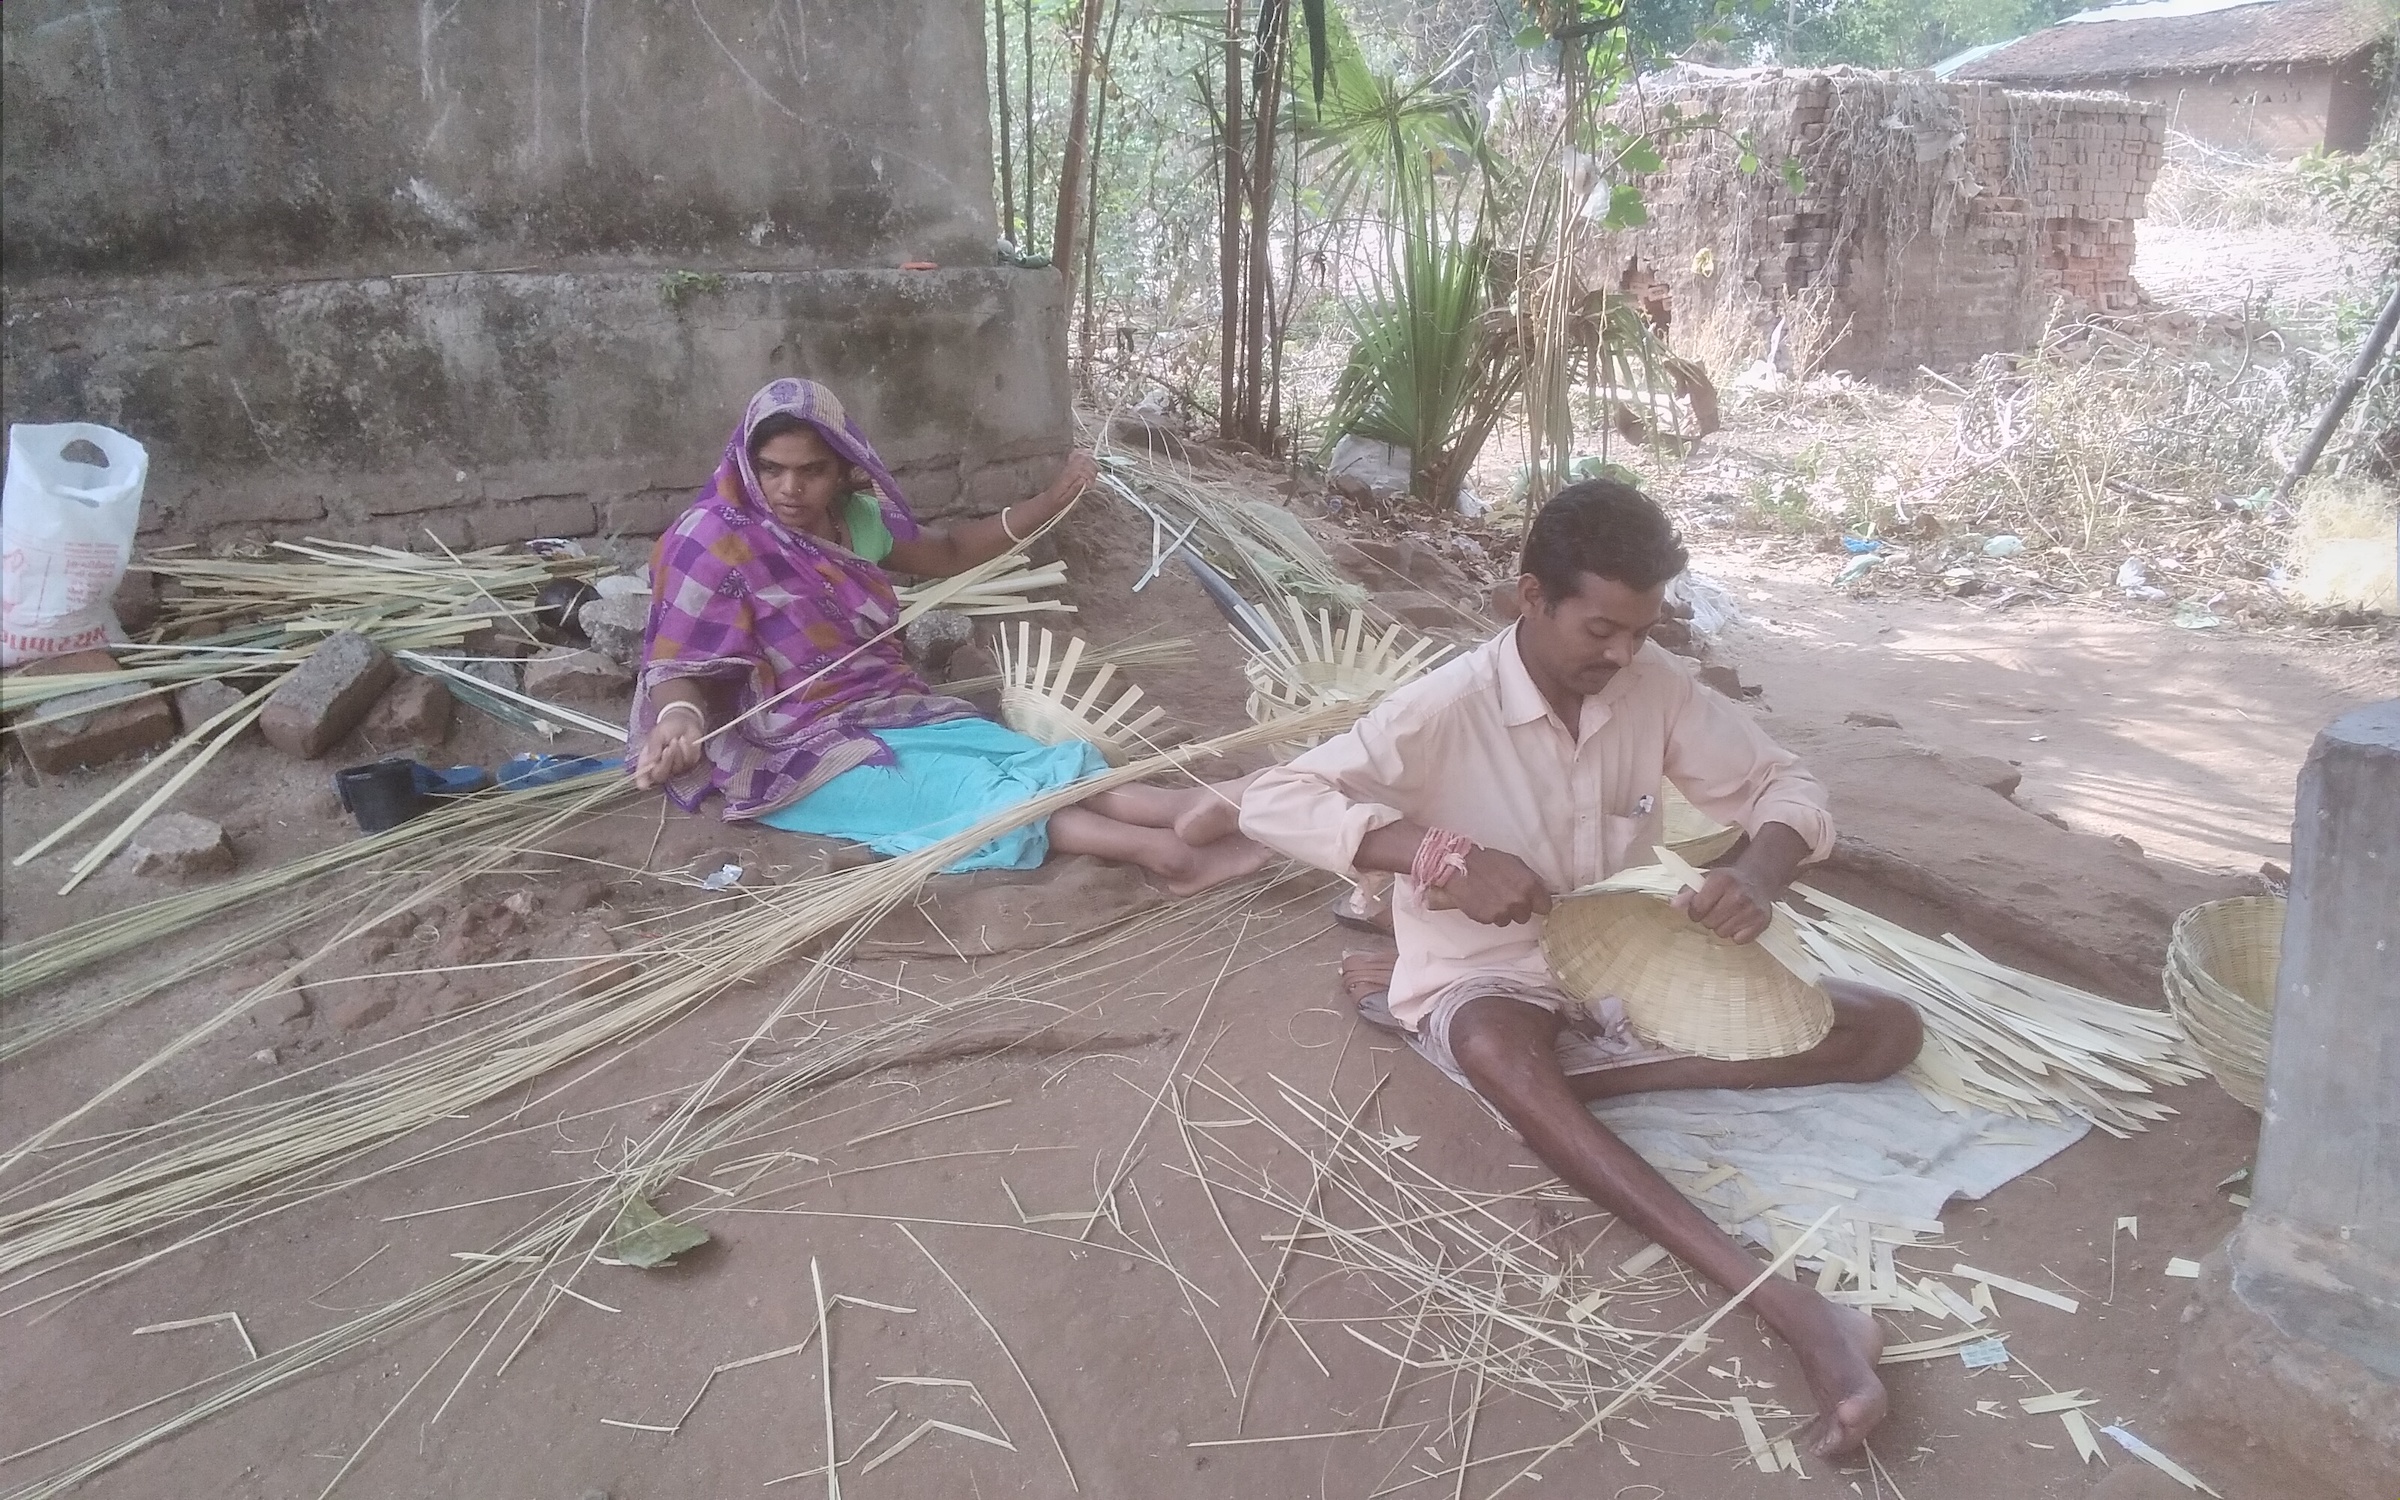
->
xmin=0 ymin=0 xmax=1071 ymax=546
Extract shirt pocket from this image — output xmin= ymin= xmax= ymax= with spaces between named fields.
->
xmin=1601 ymin=810 xmax=1658 ymax=875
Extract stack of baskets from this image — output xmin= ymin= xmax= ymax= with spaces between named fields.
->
xmin=2162 ymin=895 xmax=2284 ymax=1110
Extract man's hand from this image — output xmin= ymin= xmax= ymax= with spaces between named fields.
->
xmin=1673 ymin=866 xmax=1773 ymax=944
xmin=1426 ymin=847 xmax=1553 ymax=926
xmin=632 ymin=716 xmax=704 ymax=790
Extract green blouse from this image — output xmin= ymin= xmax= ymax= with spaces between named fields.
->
xmin=841 ymin=492 xmax=894 ymax=563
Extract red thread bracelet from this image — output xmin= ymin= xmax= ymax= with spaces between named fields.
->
xmin=1411 ymin=828 xmax=1476 ymax=892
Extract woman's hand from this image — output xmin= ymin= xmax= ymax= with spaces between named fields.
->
xmin=1020 ymin=451 xmax=1098 ymax=529
xmin=632 ymin=712 xmax=705 ymax=790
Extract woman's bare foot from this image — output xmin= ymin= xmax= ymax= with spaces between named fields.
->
xmin=1775 ymin=1298 xmax=1889 ymax=1457
xmin=1172 ymin=773 xmax=1259 ymax=848
xmin=1160 ymin=834 xmax=1274 ymax=897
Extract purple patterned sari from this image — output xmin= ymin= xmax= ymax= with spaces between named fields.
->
xmin=633 ymin=379 xmax=975 ymax=820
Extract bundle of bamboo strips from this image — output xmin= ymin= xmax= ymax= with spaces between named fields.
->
xmin=1090 ymin=445 xmax=1367 ymax=614
xmin=895 ymin=560 xmax=1073 ymax=617
xmin=1787 ymin=882 xmax=2202 ymax=1136
xmin=138 ymin=538 xmax=605 ymax=636
xmin=1563 ymin=853 xmax=2202 ymax=1134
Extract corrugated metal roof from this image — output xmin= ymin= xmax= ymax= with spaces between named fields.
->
xmin=1953 ymin=0 xmax=2392 ymax=81
xmin=2058 ymin=0 xmax=2276 ymax=27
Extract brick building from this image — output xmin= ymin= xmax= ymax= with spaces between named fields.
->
xmin=1606 ymin=69 xmax=2166 ymax=377
xmin=1945 ymin=0 xmax=2394 ymax=158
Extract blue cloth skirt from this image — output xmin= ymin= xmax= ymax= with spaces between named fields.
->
xmin=758 ymin=718 xmax=1109 ymax=873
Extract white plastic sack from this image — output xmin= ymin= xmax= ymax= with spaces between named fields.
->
xmin=1 ymin=423 xmax=148 ymax=667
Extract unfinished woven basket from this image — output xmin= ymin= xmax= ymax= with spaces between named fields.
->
xmin=1542 ymin=890 xmax=1835 ymax=1061
xmin=1243 ymin=598 xmax=1451 ymax=753
xmin=2163 ymin=895 xmax=2282 ymax=1111
xmin=1655 ymin=781 xmax=1742 ymax=866
xmin=995 ymin=624 xmax=1167 ymax=767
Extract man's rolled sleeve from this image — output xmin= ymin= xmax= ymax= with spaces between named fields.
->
xmin=1661 ymin=665 xmax=1835 ymax=863
xmin=1239 ymin=700 xmax=1422 ymax=876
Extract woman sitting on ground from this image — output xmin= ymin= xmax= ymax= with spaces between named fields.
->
xmin=628 ymin=378 xmax=1267 ymax=892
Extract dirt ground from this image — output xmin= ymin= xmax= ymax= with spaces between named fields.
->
xmin=1 ymin=462 xmax=2390 ymax=1500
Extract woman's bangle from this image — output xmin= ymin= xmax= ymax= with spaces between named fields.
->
xmin=998 ymin=505 xmax=1024 ymax=545
xmin=656 ymin=700 xmax=706 ymax=733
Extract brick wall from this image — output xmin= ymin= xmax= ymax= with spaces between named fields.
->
xmin=1607 ymin=70 xmax=2164 ymax=376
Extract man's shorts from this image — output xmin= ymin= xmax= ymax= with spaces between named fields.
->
xmin=1405 ymin=975 xmax=1687 ymax=1123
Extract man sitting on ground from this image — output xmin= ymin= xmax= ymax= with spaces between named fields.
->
xmin=1239 ymin=480 xmax=1924 ymax=1457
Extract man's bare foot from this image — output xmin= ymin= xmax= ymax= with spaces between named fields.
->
xmin=1779 ymin=1299 xmax=1888 ymax=1457
xmin=1339 ymin=950 xmax=1396 ymax=1002
xmin=1161 ymin=834 xmax=1274 ymax=897
xmin=1172 ymin=775 xmax=1257 ymax=847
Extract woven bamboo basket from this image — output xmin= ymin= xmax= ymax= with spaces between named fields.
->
xmin=995 ymin=624 xmax=1167 ymax=767
xmin=2163 ymin=895 xmax=2282 ymax=1111
xmin=1655 ymin=781 xmax=1742 ymax=866
xmin=1542 ymin=890 xmax=1835 ymax=1061
xmin=1243 ymin=599 xmax=1450 ymax=754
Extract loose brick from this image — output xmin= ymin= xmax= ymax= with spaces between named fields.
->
xmin=120 ymin=811 xmax=235 ymax=878
xmin=521 ymin=646 xmax=631 ymax=711
xmin=9 ymin=649 xmax=180 ymax=773
xmin=260 ymin=631 xmax=397 ymax=759
xmin=175 ymin=678 xmax=257 ymax=737
xmin=361 ymin=673 xmax=454 ymax=748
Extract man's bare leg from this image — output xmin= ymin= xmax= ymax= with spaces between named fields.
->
xmin=1569 ymin=980 xmax=1924 ymax=1100
xmin=1446 ymin=989 xmax=1916 ymax=1456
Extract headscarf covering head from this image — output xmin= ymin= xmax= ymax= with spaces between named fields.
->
xmin=722 ymin=377 xmax=916 ymax=536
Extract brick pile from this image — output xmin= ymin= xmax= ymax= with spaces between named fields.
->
xmin=1606 ymin=68 xmax=2164 ymax=376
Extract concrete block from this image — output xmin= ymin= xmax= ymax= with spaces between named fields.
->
xmin=2250 ymin=703 xmax=2400 ymax=1329
xmin=521 ymin=647 xmax=631 ymax=710
xmin=356 ymin=513 xmax=474 ymax=554
xmin=2149 ymin=1236 xmax=2400 ymax=1500
xmin=196 ymin=488 xmax=329 ymax=528
xmin=260 ymin=631 xmax=397 ymax=758
xmin=603 ymin=490 xmax=690 ymax=537
xmin=577 ymin=595 xmax=650 ymax=668
xmin=473 ymin=497 xmax=598 ymax=548
xmin=903 ymin=609 xmax=975 ymax=671
xmin=120 ymin=812 xmax=235 ymax=877
xmin=175 ymin=678 xmax=256 ymax=737
xmin=9 ymin=649 xmax=180 ymax=772
xmin=361 ymin=673 xmax=453 ymax=748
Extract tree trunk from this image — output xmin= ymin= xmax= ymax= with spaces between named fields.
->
xmin=1077 ymin=0 xmax=1126 ymax=378
xmin=993 ymin=0 xmax=1017 ymax=247
xmin=1051 ymin=0 xmax=1107 ymax=318
xmin=1022 ymin=0 xmax=1038 ymax=253
xmin=1238 ymin=9 xmax=1286 ymax=446
xmin=1217 ymin=0 xmax=1244 ymax=440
